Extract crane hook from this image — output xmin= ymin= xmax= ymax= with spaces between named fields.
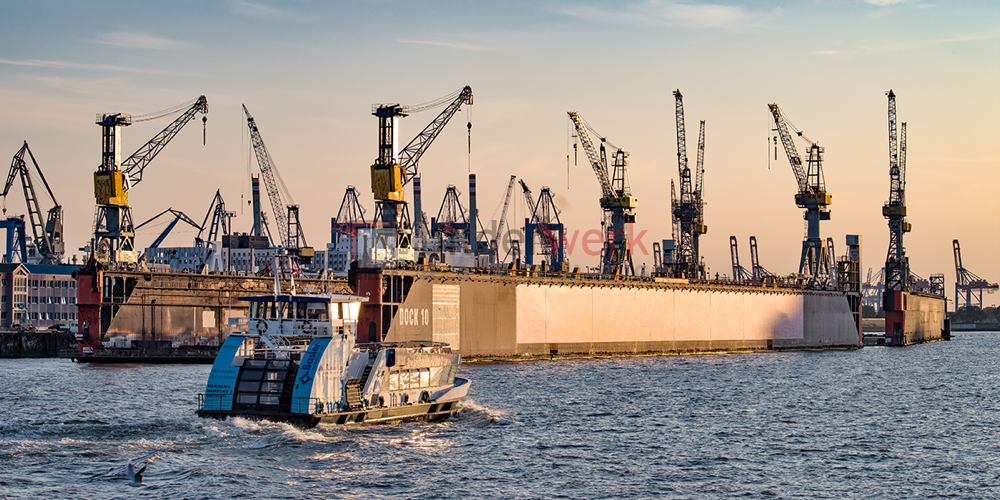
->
xmin=203 ymin=116 xmax=208 ymax=146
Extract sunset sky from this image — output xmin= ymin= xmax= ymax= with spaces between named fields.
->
xmin=1 ymin=0 xmax=997 ymax=306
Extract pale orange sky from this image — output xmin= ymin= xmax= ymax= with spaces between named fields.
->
xmin=1 ymin=1 xmax=997 ymax=306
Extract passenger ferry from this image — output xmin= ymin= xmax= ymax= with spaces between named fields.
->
xmin=196 ymin=282 xmax=470 ymax=427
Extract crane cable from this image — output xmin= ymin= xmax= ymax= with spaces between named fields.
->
xmin=130 ymin=96 xmax=202 ymax=123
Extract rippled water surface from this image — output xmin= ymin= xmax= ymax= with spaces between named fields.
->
xmin=3 ymin=333 xmax=1000 ymax=499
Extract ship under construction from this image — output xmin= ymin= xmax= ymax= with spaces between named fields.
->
xmin=62 ymin=87 xmax=953 ymax=359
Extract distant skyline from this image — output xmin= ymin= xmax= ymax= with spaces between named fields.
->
xmin=1 ymin=1 xmax=997 ymax=305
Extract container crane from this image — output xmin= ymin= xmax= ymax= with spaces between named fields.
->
xmin=953 ymin=239 xmax=999 ymax=310
xmin=672 ymin=90 xmax=707 ymax=278
xmin=242 ymin=105 xmax=312 ymax=263
xmin=567 ymin=111 xmax=636 ymax=276
xmin=883 ymin=90 xmax=911 ymax=293
xmin=3 ymin=142 xmax=64 ymax=264
xmin=370 ymin=86 xmax=473 ymax=263
xmin=93 ymin=95 xmax=208 ymax=268
xmin=768 ymin=102 xmax=832 ymax=287
xmin=525 ymin=186 xmax=565 ymax=270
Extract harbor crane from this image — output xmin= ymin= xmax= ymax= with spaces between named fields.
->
xmin=749 ymin=236 xmax=774 ymax=283
xmin=883 ymin=90 xmax=911 ymax=293
xmin=93 ymin=95 xmax=208 ymax=268
xmin=242 ymin=105 xmax=312 ymax=262
xmin=491 ymin=175 xmax=517 ymax=263
xmin=768 ymin=102 xmax=833 ymax=288
xmin=672 ymin=90 xmax=708 ymax=278
xmin=953 ymin=239 xmax=998 ymax=310
xmin=3 ymin=142 xmax=64 ymax=264
xmin=568 ymin=111 xmax=636 ymax=276
xmin=135 ymin=207 xmax=201 ymax=251
xmin=332 ymin=186 xmax=368 ymax=264
xmin=729 ymin=236 xmax=752 ymax=282
xmin=370 ymin=86 xmax=473 ymax=263
xmin=195 ymin=189 xmax=230 ymax=248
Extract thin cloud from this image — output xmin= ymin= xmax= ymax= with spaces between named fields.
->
xmin=396 ymin=39 xmax=494 ymax=52
xmin=866 ymin=0 xmax=908 ymax=5
xmin=230 ymin=0 xmax=309 ymax=22
xmin=94 ymin=31 xmax=186 ymax=50
xmin=0 ymin=58 xmax=195 ymax=76
xmin=558 ymin=0 xmax=760 ymax=30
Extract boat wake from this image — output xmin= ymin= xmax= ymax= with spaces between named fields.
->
xmin=452 ymin=400 xmax=508 ymax=427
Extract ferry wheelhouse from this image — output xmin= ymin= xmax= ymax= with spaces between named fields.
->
xmin=196 ymin=292 xmax=469 ymax=427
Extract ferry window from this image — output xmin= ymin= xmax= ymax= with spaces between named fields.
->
xmin=295 ymin=302 xmax=307 ymax=319
xmin=238 ymin=394 xmax=258 ymax=404
xmin=264 ymin=371 xmax=282 ymax=381
xmin=241 ymin=370 xmax=263 ymax=381
xmin=445 ymin=365 xmax=456 ymax=385
xmin=389 ymin=371 xmax=399 ymax=391
xmin=260 ymin=382 xmax=283 ymax=393
xmin=399 ymin=370 xmax=411 ymax=390
xmin=269 ymin=360 xmax=290 ymax=369
xmin=238 ymin=381 xmax=260 ymax=392
xmin=259 ymin=395 xmax=280 ymax=406
xmin=249 ymin=302 xmax=259 ymax=319
xmin=420 ymin=368 xmax=430 ymax=388
xmin=246 ymin=360 xmax=268 ymax=368
xmin=307 ymin=303 xmax=328 ymax=320
xmin=429 ymin=366 xmax=444 ymax=386
xmin=276 ymin=302 xmax=288 ymax=319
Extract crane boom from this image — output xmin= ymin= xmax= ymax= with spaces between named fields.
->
xmin=136 ymin=208 xmax=201 ymax=249
xmin=122 ymin=96 xmax=208 ymax=188
xmin=243 ymin=104 xmax=302 ymax=249
xmin=519 ymin=179 xmax=535 ymax=211
xmin=567 ymin=112 xmax=614 ymax=198
xmin=4 ymin=142 xmax=63 ymax=264
xmin=397 ymin=86 xmax=473 ymax=186
xmin=495 ymin=175 xmax=517 ymax=252
xmin=768 ymin=103 xmax=809 ymax=193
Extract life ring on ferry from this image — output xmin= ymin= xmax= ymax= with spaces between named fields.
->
xmin=300 ymin=320 xmax=313 ymax=334
xmin=255 ymin=319 xmax=268 ymax=334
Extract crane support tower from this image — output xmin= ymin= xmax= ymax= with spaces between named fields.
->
xmin=370 ymin=86 xmax=473 ymax=263
xmin=768 ymin=102 xmax=832 ymax=288
xmin=524 ymin=184 xmax=565 ymax=270
xmin=883 ymin=90 xmax=911 ymax=293
xmin=567 ymin=111 xmax=636 ymax=276
xmin=4 ymin=142 xmax=64 ymax=264
xmin=749 ymin=236 xmax=774 ymax=283
xmin=242 ymin=104 xmax=312 ymax=264
xmin=672 ymin=90 xmax=708 ymax=279
xmin=93 ymin=95 xmax=207 ymax=268
xmin=729 ymin=236 xmax=752 ymax=282
xmin=953 ymin=239 xmax=999 ymax=310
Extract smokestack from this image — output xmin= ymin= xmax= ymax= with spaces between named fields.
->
xmin=469 ymin=174 xmax=477 ymax=253
xmin=251 ymin=175 xmax=262 ymax=237
xmin=414 ymin=175 xmax=423 ymax=240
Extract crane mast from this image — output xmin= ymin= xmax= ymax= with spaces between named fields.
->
xmin=671 ymin=90 xmax=708 ymax=278
xmin=93 ymin=95 xmax=207 ymax=268
xmin=370 ymin=86 xmax=473 ymax=263
xmin=567 ymin=111 xmax=636 ymax=276
xmin=768 ymin=103 xmax=833 ymax=287
xmin=883 ymin=90 xmax=910 ymax=292
xmin=242 ymin=104 xmax=308 ymax=253
xmin=4 ymin=142 xmax=64 ymax=264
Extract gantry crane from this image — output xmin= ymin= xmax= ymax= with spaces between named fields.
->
xmin=768 ymin=102 xmax=833 ymax=287
xmin=491 ymin=175 xmax=517 ymax=263
xmin=195 ymin=190 xmax=229 ymax=247
xmin=953 ymin=239 xmax=999 ymax=310
xmin=242 ymin=105 xmax=311 ymax=262
xmin=883 ymin=90 xmax=911 ymax=293
xmin=522 ymin=183 xmax=565 ymax=270
xmin=3 ymin=142 xmax=63 ymax=264
xmin=93 ymin=95 xmax=208 ymax=268
xmin=672 ymin=90 xmax=708 ymax=278
xmin=370 ymin=86 xmax=473 ymax=263
xmin=432 ymin=185 xmax=469 ymax=241
xmin=568 ymin=111 xmax=636 ymax=276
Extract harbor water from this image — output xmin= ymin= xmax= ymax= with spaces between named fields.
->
xmin=2 ymin=333 xmax=999 ymax=499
